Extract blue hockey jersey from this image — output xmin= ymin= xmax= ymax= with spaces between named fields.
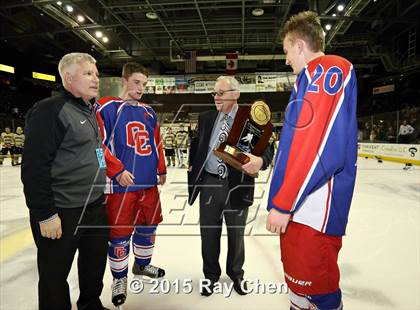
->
xmin=267 ymin=55 xmax=358 ymax=236
xmin=96 ymin=97 xmax=166 ymax=193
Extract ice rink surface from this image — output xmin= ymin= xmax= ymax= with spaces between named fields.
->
xmin=0 ymin=158 xmax=419 ymax=310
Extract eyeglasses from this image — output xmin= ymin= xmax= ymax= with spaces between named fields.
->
xmin=211 ymin=89 xmax=237 ymax=97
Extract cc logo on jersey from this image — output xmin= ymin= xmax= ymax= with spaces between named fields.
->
xmin=114 ymin=246 xmax=126 ymax=258
xmin=126 ymin=121 xmax=152 ymax=156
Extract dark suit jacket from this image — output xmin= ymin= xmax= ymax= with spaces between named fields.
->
xmin=188 ymin=109 xmax=274 ymax=208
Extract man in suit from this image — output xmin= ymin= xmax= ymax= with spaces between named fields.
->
xmin=188 ymin=76 xmax=274 ymax=296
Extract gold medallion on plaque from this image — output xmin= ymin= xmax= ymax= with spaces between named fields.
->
xmin=213 ymin=99 xmax=273 ymax=178
xmin=250 ymin=100 xmax=271 ymax=126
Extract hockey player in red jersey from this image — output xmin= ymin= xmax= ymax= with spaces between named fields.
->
xmin=266 ymin=11 xmax=358 ymax=310
xmin=96 ymin=63 xmax=167 ymax=307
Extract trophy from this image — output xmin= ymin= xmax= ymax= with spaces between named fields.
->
xmin=213 ymin=100 xmax=273 ymax=178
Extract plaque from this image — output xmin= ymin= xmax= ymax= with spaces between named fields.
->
xmin=213 ymin=100 xmax=272 ymax=177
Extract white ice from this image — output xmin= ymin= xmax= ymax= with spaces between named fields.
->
xmin=0 ymin=158 xmax=419 ymax=309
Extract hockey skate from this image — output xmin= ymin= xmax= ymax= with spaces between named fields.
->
xmin=111 ymin=277 xmax=127 ymax=309
xmin=132 ymin=263 xmax=165 ymax=279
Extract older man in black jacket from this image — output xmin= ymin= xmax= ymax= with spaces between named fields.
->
xmin=22 ymin=53 xmax=108 ymax=310
xmin=188 ymin=76 xmax=273 ymax=297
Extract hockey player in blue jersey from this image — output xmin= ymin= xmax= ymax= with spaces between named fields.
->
xmin=96 ymin=63 xmax=167 ymax=307
xmin=266 ymin=11 xmax=358 ymax=310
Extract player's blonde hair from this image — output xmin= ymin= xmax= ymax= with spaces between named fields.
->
xmin=58 ymin=53 xmax=96 ymax=83
xmin=280 ymin=11 xmax=325 ymax=52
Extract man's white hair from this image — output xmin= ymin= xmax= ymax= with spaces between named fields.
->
xmin=58 ymin=53 xmax=96 ymax=83
xmin=216 ymin=75 xmax=240 ymax=91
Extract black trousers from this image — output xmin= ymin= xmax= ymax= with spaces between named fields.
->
xmin=399 ymin=134 xmax=410 ymax=143
xmin=30 ymin=196 xmax=109 ymax=310
xmin=199 ymin=173 xmax=249 ymax=282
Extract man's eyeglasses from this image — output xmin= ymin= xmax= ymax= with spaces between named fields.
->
xmin=211 ymin=89 xmax=237 ymax=97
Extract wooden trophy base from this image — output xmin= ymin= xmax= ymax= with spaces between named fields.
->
xmin=213 ymin=143 xmax=258 ymax=178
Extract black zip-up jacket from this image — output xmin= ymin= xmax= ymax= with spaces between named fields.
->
xmin=21 ymin=88 xmax=106 ymax=222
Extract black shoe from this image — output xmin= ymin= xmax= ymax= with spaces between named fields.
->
xmin=233 ymin=278 xmax=248 ymax=295
xmin=200 ymin=279 xmax=216 ymax=297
